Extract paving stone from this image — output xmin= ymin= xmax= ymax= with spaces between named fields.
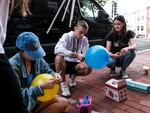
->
xmin=67 ymin=50 xmax=150 ymax=113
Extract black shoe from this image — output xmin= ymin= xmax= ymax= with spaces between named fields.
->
xmin=109 ymin=69 xmax=116 ymax=77
xmin=119 ymin=71 xmax=128 ymax=79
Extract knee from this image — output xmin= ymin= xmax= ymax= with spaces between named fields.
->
xmin=131 ymin=51 xmax=136 ymax=58
xmin=76 ymin=63 xmax=92 ymax=75
xmin=78 ymin=67 xmax=92 ymax=76
xmin=55 ymin=55 xmax=64 ymax=64
xmin=107 ymin=58 xmax=116 ymax=68
xmin=126 ymin=50 xmax=136 ymax=59
xmin=85 ymin=67 xmax=92 ymax=75
xmin=58 ymin=97 xmax=69 ymax=108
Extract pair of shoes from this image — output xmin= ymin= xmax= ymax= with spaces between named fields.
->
xmin=109 ymin=69 xmax=116 ymax=77
xmin=61 ymin=82 xmax=71 ymax=97
xmin=69 ymin=74 xmax=77 ymax=88
xmin=119 ymin=71 xmax=128 ymax=79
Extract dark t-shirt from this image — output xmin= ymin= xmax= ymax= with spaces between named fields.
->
xmin=106 ymin=30 xmax=135 ymax=53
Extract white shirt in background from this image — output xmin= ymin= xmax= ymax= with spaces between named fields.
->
xmin=0 ymin=0 xmax=9 ymax=53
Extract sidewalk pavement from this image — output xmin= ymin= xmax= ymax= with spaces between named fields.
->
xmin=67 ymin=50 xmax=150 ymax=113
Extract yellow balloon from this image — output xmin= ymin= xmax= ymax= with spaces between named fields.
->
xmin=31 ymin=73 xmax=59 ymax=102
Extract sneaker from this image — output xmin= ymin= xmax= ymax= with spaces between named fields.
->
xmin=109 ymin=69 xmax=116 ymax=77
xmin=119 ymin=71 xmax=128 ymax=79
xmin=91 ymin=110 xmax=99 ymax=113
xmin=69 ymin=74 xmax=77 ymax=88
xmin=61 ymin=82 xmax=71 ymax=97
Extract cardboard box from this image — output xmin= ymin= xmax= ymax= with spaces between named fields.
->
xmin=105 ymin=78 xmax=127 ymax=102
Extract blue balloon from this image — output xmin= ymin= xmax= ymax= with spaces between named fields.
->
xmin=85 ymin=45 xmax=110 ymax=69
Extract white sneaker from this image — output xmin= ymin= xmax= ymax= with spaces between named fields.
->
xmin=61 ymin=82 xmax=71 ymax=97
xmin=69 ymin=75 xmax=77 ymax=87
xmin=91 ymin=110 xmax=99 ymax=113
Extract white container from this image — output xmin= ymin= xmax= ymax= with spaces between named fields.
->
xmin=105 ymin=78 xmax=127 ymax=102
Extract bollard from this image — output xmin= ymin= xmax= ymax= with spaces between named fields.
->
xmin=142 ymin=66 xmax=149 ymax=75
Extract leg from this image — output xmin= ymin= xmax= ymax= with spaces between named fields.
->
xmin=119 ymin=51 xmax=136 ymax=71
xmin=107 ymin=57 xmax=117 ymax=76
xmin=35 ymin=95 xmax=68 ymax=113
xmin=55 ymin=55 xmax=71 ymax=97
xmin=55 ymin=55 xmax=66 ymax=82
xmin=118 ymin=51 xmax=136 ymax=78
xmin=107 ymin=57 xmax=117 ymax=70
xmin=68 ymin=61 xmax=92 ymax=87
xmin=75 ymin=62 xmax=92 ymax=76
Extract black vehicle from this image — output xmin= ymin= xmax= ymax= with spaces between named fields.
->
xmin=5 ymin=0 xmax=113 ymax=65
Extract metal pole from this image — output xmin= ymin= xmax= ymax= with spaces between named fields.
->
xmin=62 ymin=0 xmax=71 ymax=22
xmin=69 ymin=0 xmax=76 ymax=27
xmin=46 ymin=0 xmax=66 ymax=34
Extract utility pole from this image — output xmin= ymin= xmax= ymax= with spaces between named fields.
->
xmin=112 ymin=0 xmax=118 ymax=18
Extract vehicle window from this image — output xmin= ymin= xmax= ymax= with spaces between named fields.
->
xmin=30 ymin=0 xmax=48 ymax=14
xmin=47 ymin=0 xmax=59 ymax=14
xmin=79 ymin=0 xmax=110 ymax=23
xmin=80 ymin=0 xmax=98 ymax=21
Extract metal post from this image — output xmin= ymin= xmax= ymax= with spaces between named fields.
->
xmin=46 ymin=0 xmax=66 ymax=34
xmin=62 ymin=0 xmax=71 ymax=22
xmin=69 ymin=0 xmax=76 ymax=27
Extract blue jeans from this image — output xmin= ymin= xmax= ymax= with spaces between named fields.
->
xmin=107 ymin=50 xmax=136 ymax=72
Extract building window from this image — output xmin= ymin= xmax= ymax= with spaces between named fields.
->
xmin=141 ymin=16 xmax=144 ymax=21
xmin=137 ymin=17 xmax=140 ymax=21
xmin=148 ymin=21 xmax=150 ymax=29
xmin=137 ymin=26 xmax=139 ymax=31
xmin=141 ymin=26 xmax=144 ymax=31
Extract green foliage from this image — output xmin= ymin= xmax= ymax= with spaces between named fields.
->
xmin=95 ymin=0 xmax=109 ymax=7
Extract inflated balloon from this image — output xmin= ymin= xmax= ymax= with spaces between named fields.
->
xmin=31 ymin=73 xmax=59 ymax=102
xmin=85 ymin=45 xmax=110 ymax=69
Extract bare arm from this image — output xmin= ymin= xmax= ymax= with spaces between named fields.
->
xmin=120 ymin=38 xmax=136 ymax=55
xmin=106 ymin=41 xmax=120 ymax=58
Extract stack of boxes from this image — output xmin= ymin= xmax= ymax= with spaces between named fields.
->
xmin=105 ymin=78 xmax=127 ymax=102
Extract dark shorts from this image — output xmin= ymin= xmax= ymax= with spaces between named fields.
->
xmin=65 ymin=61 xmax=79 ymax=74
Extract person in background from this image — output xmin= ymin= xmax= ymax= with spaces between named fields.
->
xmin=0 ymin=0 xmax=31 ymax=112
xmin=9 ymin=32 xmax=68 ymax=113
xmin=54 ymin=20 xmax=92 ymax=97
xmin=105 ymin=15 xmax=136 ymax=79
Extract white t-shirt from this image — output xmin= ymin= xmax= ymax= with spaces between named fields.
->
xmin=0 ymin=0 xmax=9 ymax=53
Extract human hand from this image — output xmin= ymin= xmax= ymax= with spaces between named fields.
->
xmin=40 ymin=78 xmax=57 ymax=89
xmin=113 ymin=52 xmax=121 ymax=58
xmin=120 ymin=47 xmax=129 ymax=56
xmin=53 ymin=72 xmax=62 ymax=83
xmin=77 ymin=53 xmax=84 ymax=61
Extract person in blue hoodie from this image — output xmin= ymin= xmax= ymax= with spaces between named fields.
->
xmin=9 ymin=32 xmax=68 ymax=113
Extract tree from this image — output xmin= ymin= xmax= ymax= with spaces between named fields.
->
xmin=95 ymin=0 xmax=109 ymax=7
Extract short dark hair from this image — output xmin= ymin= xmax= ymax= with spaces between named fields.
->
xmin=76 ymin=20 xmax=89 ymax=30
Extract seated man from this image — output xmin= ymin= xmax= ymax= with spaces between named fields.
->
xmin=9 ymin=32 xmax=68 ymax=113
xmin=54 ymin=20 xmax=92 ymax=97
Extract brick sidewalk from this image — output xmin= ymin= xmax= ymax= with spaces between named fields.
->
xmin=67 ymin=50 xmax=150 ymax=113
